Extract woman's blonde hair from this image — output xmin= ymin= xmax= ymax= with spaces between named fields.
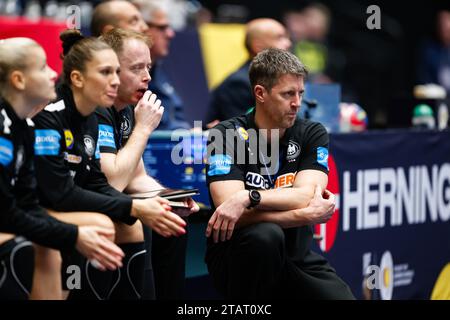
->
xmin=0 ymin=37 xmax=40 ymax=95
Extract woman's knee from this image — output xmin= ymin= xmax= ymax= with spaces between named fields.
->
xmin=114 ymin=220 xmax=144 ymax=244
xmin=91 ymin=214 xmax=115 ymax=231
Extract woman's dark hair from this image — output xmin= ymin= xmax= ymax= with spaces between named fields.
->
xmin=60 ymin=29 xmax=112 ymax=84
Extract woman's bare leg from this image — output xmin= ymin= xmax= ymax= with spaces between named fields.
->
xmin=114 ymin=221 xmax=144 ymax=244
xmin=29 ymin=244 xmax=63 ymax=300
xmin=0 ymin=233 xmax=15 ymax=244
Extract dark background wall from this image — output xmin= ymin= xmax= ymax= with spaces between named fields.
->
xmin=199 ymin=0 xmax=449 ymax=128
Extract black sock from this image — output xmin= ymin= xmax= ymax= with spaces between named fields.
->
xmin=108 ymin=242 xmax=146 ymax=300
xmin=141 ymin=226 xmax=155 ymax=300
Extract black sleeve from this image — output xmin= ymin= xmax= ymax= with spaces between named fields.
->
xmin=0 ymin=129 xmax=77 ymax=251
xmin=297 ymin=121 xmax=330 ymax=174
xmin=33 ymin=112 xmax=135 ymax=225
xmin=205 ymin=123 xmax=246 ymax=186
xmin=208 ymin=78 xmax=254 ymax=122
xmin=84 ymin=157 xmax=137 ymax=224
xmin=95 ymin=107 xmax=118 ymax=154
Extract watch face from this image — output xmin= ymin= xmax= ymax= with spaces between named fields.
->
xmin=251 ymin=190 xmax=261 ymax=201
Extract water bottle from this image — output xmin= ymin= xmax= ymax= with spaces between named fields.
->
xmin=437 ymin=102 xmax=449 ymax=130
xmin=412 ymin=104 xmax=435 ymax=129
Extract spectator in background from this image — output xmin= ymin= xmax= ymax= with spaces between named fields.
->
xmin=205 ymin=18 xmax=291 ymax=128
xmin=417 ymin=9 xmax=450 ymax=95
xmin=135 ymin=0 xmax=191 ymax=130
xmin=90 ymin=0 xmax=148 ymax=36
xmin=283 ymin=3 xmax=357 ymax=107
xmin=284 ymin=3 xmax=334 ymax=83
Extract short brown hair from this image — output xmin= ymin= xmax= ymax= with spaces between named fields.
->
xmin=249 ymin=48 xmax=308 ymax=91
xmin=100 ymin=28 xmax=151 ymax=57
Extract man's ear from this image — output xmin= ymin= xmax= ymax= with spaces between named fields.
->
xmin=102 ymin=24 xmax=114 ymax=35
xmin=254 ymin=85 xmax=265 ymax=103
xmin=10 ymin=70 xmax=26 ymax=91
xmin=250 ymin=39 xmax=263 ymax=55
xmin=70 ymin=70 xmax=84 ymax=88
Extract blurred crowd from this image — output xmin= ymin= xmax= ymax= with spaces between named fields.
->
xmin=1 ymin=0 xmax=449 ymax=130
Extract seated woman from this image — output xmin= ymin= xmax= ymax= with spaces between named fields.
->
xmin=32 ymin=30 xmax=186 ymax=300
xmin=0 ymin=37 xmax=124 ymax=300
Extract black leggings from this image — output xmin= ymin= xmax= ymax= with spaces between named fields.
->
xmin=0 ymin=237 xmax=34 ymax=300
xmin=206 ymin=222 xmax=355 ymax=300
xmin=152 ymin=230 xmax=188 ymax=299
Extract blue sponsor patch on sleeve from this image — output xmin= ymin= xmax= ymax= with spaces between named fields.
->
xmin=207 ymin=154 xmax=232 ymax=176
xmin=34 ymin=129 xmax=61 ymax=156
xmin=0 ymin=137 xmax=14 ymax=166
xmin=98 ymin=124 xmax=116 ymax=149
xmin=317 ymin=147 xmax=329 ymax=170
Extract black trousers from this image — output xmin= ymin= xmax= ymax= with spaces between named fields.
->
xmin=206 ymin=222 xmax=355 ymax=300
xmin=151 ymin=230 xmax=188 ymax=300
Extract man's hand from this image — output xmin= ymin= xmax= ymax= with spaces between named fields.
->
xmin=134 ymin=90 xmax=164 ymax=136
xmin=206 ymin=189 xmax=250 ymax=243
xmin=172 ymin=197 xmax=200 ymax=217
xmin=76 ymin=226 xmax=125 ymax=271
xmin=132 ymin=197 xmax=187 ymax=237
xmin=300 ymin=184 xmax=335 ymax=225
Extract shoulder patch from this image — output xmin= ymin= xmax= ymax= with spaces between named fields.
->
xmin=207 ymin=154 xmax=232 ymax=176
xmin=34 ymin=129 xmax=61 ymax=155
xmin=44 ymin=100 xmax=66 ymax=112
xmin=316 ymin=147 xmax=329 ymax=170
xmin=0 ymin=136 xmax=14 ymax=166
xmin=98 ymin=124 xmax=116 ymax=149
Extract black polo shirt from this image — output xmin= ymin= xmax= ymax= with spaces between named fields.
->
xmin=205 ymin=110 xmax=329 ymax=263
xmin=33 ymin=84 xmax=135 ymax=225
xmin=0 ymin=97 xmax=77 ymax=250
xmin=96 ymin=106 xmax=135 ymax=154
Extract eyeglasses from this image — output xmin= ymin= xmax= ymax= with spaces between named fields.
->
xmin=146 ymin=21 xmax=171 ymax=32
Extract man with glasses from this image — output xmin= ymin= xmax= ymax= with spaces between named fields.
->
xmin=135 ymin=0 xmax=191 ymax=131
xmin=205 ymin=18 xmax=292 ymax=128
